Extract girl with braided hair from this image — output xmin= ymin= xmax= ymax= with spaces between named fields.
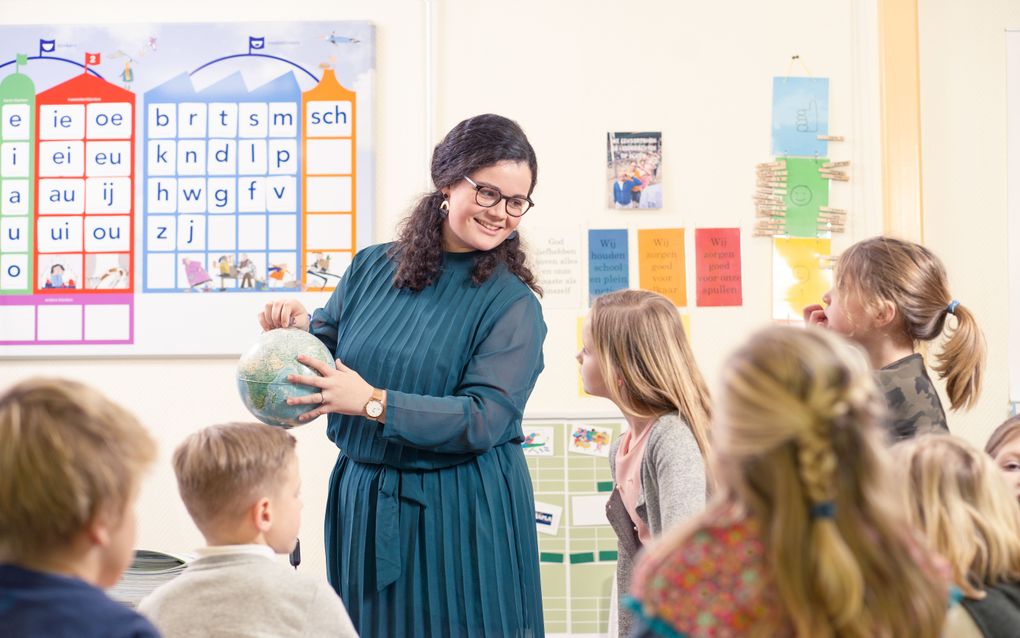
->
xmin=803 ymin=236 xmax=986 ymax=440
xmin=896 ymin=435 xmax=1020 ymax=637
xmin=627 ymin=325 xmax=970 ymax=637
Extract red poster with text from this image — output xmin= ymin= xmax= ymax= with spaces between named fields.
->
xmin=695 ymin=228 xmax=742 ymax=307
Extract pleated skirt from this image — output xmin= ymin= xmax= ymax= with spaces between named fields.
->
xmin=325 ymin=442 xmax=544 ymax=637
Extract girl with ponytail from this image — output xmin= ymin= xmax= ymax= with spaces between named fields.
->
xmin=804 ymin=236 xmax=986 ymax=440
xmin=628 ymin=326 xmax=966 ymax=637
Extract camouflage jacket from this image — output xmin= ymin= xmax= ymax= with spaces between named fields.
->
xmin=875 ymin=353 xmax=948 ymax=441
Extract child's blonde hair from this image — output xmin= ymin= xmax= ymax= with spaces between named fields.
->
xmin=896 ymin=435 xmax=1020 ymax=599
xmin=649 ymin=326 xmax=948 ymax=637
xmin=173 ymin=422 xmax=296 ymax=530
xmin=834 ymin=236 xmax=985 ymax=410
xmin=589 ymin=289 xmax=712 ymax=462
xmin=0 ymin=378 xmax=156 ymax=563
xmin=985 ymin=415 xmax=1020 ymax=458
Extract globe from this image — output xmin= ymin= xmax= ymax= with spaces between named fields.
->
xmin=236 ymin=328 xmax=336 ymax=428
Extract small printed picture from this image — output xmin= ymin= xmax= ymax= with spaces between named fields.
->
xmin=522 ymin=426 xmax=555 ymax=456
xmin=569 ymin=424 xmax=613 ymax=457
xmin=607 ymin=131 xmax=662 ymax=209
xmin=534 ymin=500 xmax=563 ymax=536
xmin=85 ymin=253 xmax=131 ymax=289
xmin=305 ymin=251 xmax=350 ymax=291
xmin=38 ymin=254 xmax=82 ymax=290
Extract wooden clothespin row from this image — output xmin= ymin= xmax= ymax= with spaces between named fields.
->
xmin=822 ymin=161 xmax=850 ymax=169
xmin=818 ymin=255 xmax=839 ymax=268
xmin=756 ymin=209 xmax=786 ymax=219
xmin=756 ymin=161 xmax=785 ymax=169
xmin=819 ymin=171 xmax=850 ymax=182
xmin=817 ymin=216 xmax=845 ymax=225
xmin=753 ymin=223 xmax=784 ymax=237
xmin=819 ymin=207 xmax=847 ymax=214
xmin=817 ymin=208 xmax=846 ymax=218
xmin=817 ymin=135 xmax=844 ymax=142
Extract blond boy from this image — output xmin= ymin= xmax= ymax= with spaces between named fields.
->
xmin=139 ymin=422 xmax=356 ymax=637
xmin=0 ymin=378 xmax=160 ymax=637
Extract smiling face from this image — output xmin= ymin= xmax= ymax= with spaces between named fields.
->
xmin=440 ymin=161 xmax=531 ymax=253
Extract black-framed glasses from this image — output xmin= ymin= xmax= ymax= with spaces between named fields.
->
xmin=463 ymin=176 xmax=534 ymax=217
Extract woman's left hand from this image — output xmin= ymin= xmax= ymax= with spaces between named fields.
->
xmin=286 ymin=354 xmax=374 ymax=421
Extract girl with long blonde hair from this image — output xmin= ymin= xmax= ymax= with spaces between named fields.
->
xmin=804 ymin=236 xmax=986 ymax=440
xmin=629 ymin=326 xmax=959 ymax=637
xmin=577 ymin=289 xmax=712 ymax=637
xmin=897 ymin=435 xmax=1020 ymax=637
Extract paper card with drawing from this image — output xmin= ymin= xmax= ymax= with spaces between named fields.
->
xmin=535 ymin=500 xmax=563 ymax=536
xmin=772 ymin=77 xmax=829 ymax=157
xmin=568 ymin=424 xmax=613 ymax=457
xmin=522 ymin=426 xmax=555 ymax=456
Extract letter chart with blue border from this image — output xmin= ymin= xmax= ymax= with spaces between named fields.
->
xmin=0 ymin=22 xmax=375 ymax=355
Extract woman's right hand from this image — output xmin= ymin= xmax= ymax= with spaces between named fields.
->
xmin=259 ymin=299 xmax=310 ymax=331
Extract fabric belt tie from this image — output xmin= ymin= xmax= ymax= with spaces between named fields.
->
xmin=373 ymin=467 xmax=426 ymax=591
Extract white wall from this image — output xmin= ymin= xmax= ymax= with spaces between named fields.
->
xmin=918 ymin=0 xmax=1019 ymax=445
xmin=0 ymin=0 xmax=894 ymax=608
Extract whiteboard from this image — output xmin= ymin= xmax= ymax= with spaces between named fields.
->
xmin=0 ymin=21 xmax=374 ymax=357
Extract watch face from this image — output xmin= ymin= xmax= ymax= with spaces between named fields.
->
xmin=366 ymin=400 xmax=383 ymax=418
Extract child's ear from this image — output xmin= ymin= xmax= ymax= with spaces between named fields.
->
xmin=253 ymin=497 xmax=272 ymax=533
xmin=85 ymin=506 xmax=117 ymax=547
xmin=873 ymin=298 xmax=898 ymax=328
xmin=86 ymin=517 xmax=111 ymax=548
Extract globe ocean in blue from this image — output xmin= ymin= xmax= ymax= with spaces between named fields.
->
xmin=236 ymin=328 xmax=336 ymax=428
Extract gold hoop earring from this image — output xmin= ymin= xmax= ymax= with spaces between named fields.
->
xmin=439 ymin=200 xmax=450 ymax=216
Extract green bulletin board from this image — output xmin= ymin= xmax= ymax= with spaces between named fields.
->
xmin=524 ymin=418 xmax=623 ymax=635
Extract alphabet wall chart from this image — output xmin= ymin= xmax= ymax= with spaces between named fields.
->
xmin=0 ymin=22 xmax=375 ymax=356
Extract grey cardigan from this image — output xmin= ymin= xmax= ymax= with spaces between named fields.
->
xmin=606 ymin=412 xmax=707 ymax=637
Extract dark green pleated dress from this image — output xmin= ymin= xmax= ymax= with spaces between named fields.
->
xmin=310 ymin=243 xmax=547 ymax=637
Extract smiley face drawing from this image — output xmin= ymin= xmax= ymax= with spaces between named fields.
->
xmin=790 ymin=184 xmax=813 ymax=207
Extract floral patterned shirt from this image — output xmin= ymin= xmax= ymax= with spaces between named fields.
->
xmin=627 ymin=516 xmax=787 ymax=637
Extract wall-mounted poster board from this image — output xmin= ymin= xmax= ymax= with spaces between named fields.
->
xmin=0 ymin=21 xmax=374 ymax=356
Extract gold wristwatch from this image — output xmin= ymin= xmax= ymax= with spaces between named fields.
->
xmin=364 ymin=388 xmax=385 ymax=421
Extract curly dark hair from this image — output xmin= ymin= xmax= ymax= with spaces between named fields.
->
xmin=389 ymin=114 xmax=542 ymax=296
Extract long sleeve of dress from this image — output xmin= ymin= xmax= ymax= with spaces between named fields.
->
xmin=380 ymin=293 xmax=545 ymax=455
xmin=309 ymin=270 xmax=349 ymax=354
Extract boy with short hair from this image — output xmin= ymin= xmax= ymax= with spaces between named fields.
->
xmin=139 ymin=422 xmax=356 ymax=637
xmin=0 ymin=377 xmax=161 ymax=637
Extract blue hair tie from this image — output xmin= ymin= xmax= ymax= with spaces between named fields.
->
xmin=810 ymin=501 xmax=836 ymax=519
xmin=946 ymin=299 xmax=960 ymax=315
